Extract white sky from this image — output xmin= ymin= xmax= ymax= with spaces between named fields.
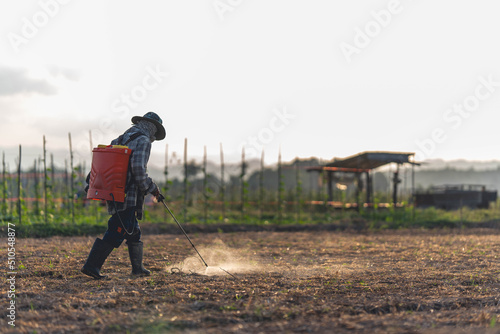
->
xmin=1 ymin=0 xmax=500 ymax=170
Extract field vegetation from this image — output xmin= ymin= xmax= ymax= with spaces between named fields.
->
xmin=4 ymin=149 xmax=500 ymax=333
xmin=4 ymin=228 xmax=500 ymax=333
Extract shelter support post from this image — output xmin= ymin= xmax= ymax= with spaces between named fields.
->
xmin=327 ymin=171 xmax=333 ymax=201
xmin=355 ymin=172 xmax=363 ymax=211
xmin=392 ymin=164 xmax=401 ymax=206
xmin=365 ymin=171 xmax=372 ymax=206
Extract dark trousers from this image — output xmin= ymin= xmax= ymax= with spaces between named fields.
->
xmin=103 ymin=206 xmax=141 ymax=248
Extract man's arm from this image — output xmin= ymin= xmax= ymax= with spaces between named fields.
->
xmin=130 ymin=138 xmax=158 ymax=194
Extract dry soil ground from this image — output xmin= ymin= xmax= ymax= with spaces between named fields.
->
xmin=4 ymin=227 xmax=500 ymax=333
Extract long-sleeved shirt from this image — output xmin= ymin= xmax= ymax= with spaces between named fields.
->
xmin=106 ymin=126 xmax=157 ymax=219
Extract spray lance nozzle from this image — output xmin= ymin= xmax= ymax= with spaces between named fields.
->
xmin=159 ymin=198 xmax=238 ymax=279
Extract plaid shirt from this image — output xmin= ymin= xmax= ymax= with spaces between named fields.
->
xmin=106 ymin=126 xmax=158 ymax=219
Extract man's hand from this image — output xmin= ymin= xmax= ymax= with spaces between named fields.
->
xmin=152 ymin=188 xmax=165 ymax=202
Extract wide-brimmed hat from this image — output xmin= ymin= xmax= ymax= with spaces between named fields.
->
xmin=131 ymin=112 xmax=166 ymax=140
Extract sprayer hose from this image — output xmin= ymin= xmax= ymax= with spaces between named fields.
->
xmin=110 ymin=193 xmax=135 ymax=236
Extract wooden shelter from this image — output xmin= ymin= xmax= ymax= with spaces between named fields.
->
xmin=307 ymin=151 xmax=418 ymax=208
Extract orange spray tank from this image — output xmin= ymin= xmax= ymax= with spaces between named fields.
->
xmin=87 ymin=145 xmax=132 ymax=202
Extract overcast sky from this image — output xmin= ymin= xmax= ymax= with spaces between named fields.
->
xmin=1 ymin=0 xmax=500 ymax=170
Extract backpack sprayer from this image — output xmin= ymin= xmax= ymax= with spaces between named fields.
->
xmin=87 ymin=144 xmax=131 ymax=203
xmin=86 ymin=142 xmax=235 ymax=278
xmin=86 ymin=144 xmax=136 ymax=235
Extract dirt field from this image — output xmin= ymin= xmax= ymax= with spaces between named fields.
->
xmin=4 ymin=227 xmax=500 ymax=333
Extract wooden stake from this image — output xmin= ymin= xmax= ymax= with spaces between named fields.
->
xmin=89 ymin=130 xmax=93 ymax=153
xmin=183 ymin=138 xmax=188 ymax=222
xmin=43 ymin=136 xmax=48 ymax=224
xmin=2 ymin=152 xmax=6 ymax=217
xmin=240 ymin=147 xmax=246 ymax=223
xmin=296 ymin=162 xmax=302 ymax=223
xmin=203 ymin=146 xmax=208 ymax=223
xmin=68 ymin=133 xmax=75 ymax=224
xmin=220 ymin=143 xmax=225 ymax=220
xmin=259 ymin=150 xmax=264 ymax=221
xmin=33 ymin=159 xmax=39 ymax=215
xmin=17 ymin=145 xmax=21 ymax=225
xmin=278 ymin=147 xmax=283 ymax=224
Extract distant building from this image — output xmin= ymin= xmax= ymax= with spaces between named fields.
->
xmin=415 ymin=184 xmax=497 ymax=210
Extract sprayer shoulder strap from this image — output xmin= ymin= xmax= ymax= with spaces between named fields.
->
xmin=121 ymin=132 xmax=145 ymax=146
xmin=121 ymin=132 xmax=147 ymax=192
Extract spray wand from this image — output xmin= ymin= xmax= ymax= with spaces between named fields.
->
xmin=159 ymin=198 xmax=208 ymax=268
xmin=159 ymin=197 xmax=238 ymax=279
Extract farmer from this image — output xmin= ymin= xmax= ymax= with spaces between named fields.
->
xmin=81 ymin=112 xmax=165 ymax=279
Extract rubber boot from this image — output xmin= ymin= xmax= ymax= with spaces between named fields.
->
xmin=127 ymin=241 xmax=151 ymax=276
xmin=81 ymin=238 xmax=114 ymax=279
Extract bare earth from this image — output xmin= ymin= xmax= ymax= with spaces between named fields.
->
xmin=4 ymin=227 xmax=500 ymax=333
